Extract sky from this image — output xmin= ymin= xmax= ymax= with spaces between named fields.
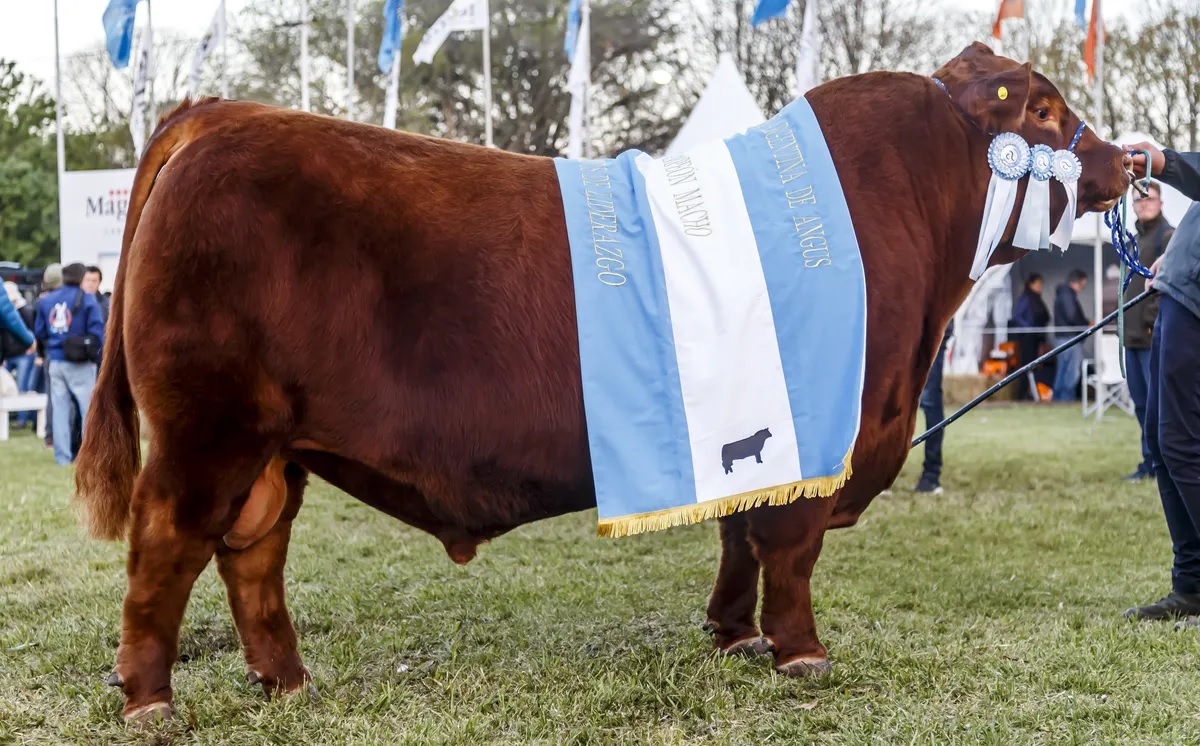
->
xmin=2 ymin=0 xmax=1142 ymax=88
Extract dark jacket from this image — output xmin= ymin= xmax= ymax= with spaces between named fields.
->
xmin=1012 ymin=289 xmax=1050 ymax=340
xmin=34 ymin=285 xmax=106 ymax=363
xmin=1053 ymin=283 xmax=1088 ymax=338
xmin=1153 ymin=150 xmax=1200 ymax=321
xmin=1123 ymin=214 xmax=1174 ymax=349
xmin=0 ymin=291 xmax=34 ymax=351
xmin=1 ymin=303 xmax=35 ymax=361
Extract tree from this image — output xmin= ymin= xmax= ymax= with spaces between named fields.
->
xmin=692 ymin=0 xmax=966 ymax=117
xmin=231 ymin=0 xmax=690 ymax=155
xmin=0 ymin=60 xmax=58 ymax=267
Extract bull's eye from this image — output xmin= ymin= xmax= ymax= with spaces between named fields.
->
xmin=1035 ymin=108 xmax=1050 ymax=121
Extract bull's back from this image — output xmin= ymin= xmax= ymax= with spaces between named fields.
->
xmin=125 ymin=101 xmax=590 ymax=492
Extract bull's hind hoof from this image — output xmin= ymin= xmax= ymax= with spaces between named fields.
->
xmin=720 ymin=636 xmax=774 ymax=658
xmin=122 ymin=701 xmax=174 ymax=725
xmin=775 ymin=656 xmax=833 ymax=677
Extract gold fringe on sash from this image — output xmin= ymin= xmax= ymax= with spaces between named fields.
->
xmin=596 ymin=449 xmax=854 ymax=538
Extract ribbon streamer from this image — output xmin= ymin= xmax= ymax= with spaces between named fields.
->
xmin=1013 ymin=144 xmax=1054 ymax=250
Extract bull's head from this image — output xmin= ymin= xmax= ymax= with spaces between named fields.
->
xmin=933 ymin=42 xmax=1131 ymax=218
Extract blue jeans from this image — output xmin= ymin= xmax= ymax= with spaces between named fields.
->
xmin=1145 ymin=296 xmax=1200 ymax=594
xmin=1125 ymin=347 xmax=1153 ymax=475
xmin=49 ymin=360 xmax=96 ymax=466
xmin=1052 ymin=341 xmax=1082 ymax=401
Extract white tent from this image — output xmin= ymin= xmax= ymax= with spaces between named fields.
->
xmin=665 ymin=53 xmax=765 ymax=157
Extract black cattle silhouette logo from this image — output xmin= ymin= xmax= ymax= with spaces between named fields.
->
xmin=721 ymin=428 xmax=773 ymax=474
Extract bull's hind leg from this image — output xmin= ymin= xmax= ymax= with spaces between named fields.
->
xmin=215 ymin=461 xmax=312 ymax=697
xmin=705 ymin=513 xmax=770 ymax=656
xmin=110 ymin=457 xmax=220 ymax=721
xmin=748 ymin=498 xmax=838 ymax=676
xmin=109 ymin=435 xmax=281 ymax=721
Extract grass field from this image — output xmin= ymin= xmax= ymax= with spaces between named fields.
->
xmin=1 ymin=406 xmax=1197 ymax=744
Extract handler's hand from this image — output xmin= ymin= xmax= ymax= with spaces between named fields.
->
xmin=1148 ymin=254 xmax=1164 ymax=289
xmin=1124 ymin=141 xmax=1166 ymax=179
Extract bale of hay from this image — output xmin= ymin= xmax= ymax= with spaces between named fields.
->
xmin=943 ymin=373 xmax=1017 ymax=408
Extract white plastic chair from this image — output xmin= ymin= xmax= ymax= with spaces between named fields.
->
xmin=1081 ymin=333 xmax=1135 ymax=419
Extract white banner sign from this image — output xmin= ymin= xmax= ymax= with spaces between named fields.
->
xmin=59 ymin=169 xmax=136 ymax=293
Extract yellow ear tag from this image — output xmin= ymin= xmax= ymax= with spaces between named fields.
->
xmin=997 ymin=86 xmax=1009 ymax=101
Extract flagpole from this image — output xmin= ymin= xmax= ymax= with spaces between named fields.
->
xmin=1090 ymin=0 xmax=1105 ymax=380
xmin=482 ymin=0 xmax=493 ymax=147
xmin=221 ymin=0 xmax=229 ymax=99
xmin=146 ymin=0 xmax=155 ymax=125
xmin=300 ymin=0 xmax=311 ymax=111
xmin=581 ymin=0 xmax=591 ymax=157
xmin=54 ymin=0 xmax=65 ymax=225
xmin=346 ymin=0 xmax=356 ymax=120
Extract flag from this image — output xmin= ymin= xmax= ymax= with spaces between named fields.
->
xmin=130 ymin=31 xmax=153 ymax=154
xmin=554 ymin=96 xmax=866 ymax=537
xmin=1074 ymin=0 xmax=1087 ymax=29
xmin=991 ymin=0 xmax=1024 ymax=40
xmin=564 ymin=0 xmax=582 ymax=61
xmin=102 ymin=0 xmax=142 ymax=69
xmin=794 ymin=0 xmax=820 ymax=94
xmin=381 ymin=0 xmax=405 ymax=129
xmin=188 ymin=1 xmax=226 ymax=98
xmin=378 ymin=0 xmax=405 ymax=73
xmin=412 ymin=0 xmax=487 ymax=65
xmin=1084 ymin=0 xmax=1101 ymax=81
xmin=751 ymin=0 xmax=792 ymax=27
xmin=565 ymin=2 xmax=589 ymax=158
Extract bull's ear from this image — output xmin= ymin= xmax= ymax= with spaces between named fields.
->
xmin=957 ymin=63 xmax=1033 ymax=133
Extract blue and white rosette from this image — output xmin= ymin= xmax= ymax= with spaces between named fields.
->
xmin=1014 ymin=144 xmax=1055 ymax=251
xmin=971 ymin=133 xmax=1031 ymax=279
xmin=1048 ymin=149 xmax=1082 ymax=251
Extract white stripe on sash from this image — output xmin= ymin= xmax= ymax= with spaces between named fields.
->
xmin=636 ymin=144 xmax=803 ymax=504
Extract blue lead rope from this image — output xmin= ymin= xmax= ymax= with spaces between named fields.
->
xmin=1103 ymin=148 xmax=1155 ymax=378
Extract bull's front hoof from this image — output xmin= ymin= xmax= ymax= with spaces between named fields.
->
xmin=775 ymin=656 xmax=832 ymax=677
xmin=720 ymin=636 xmax=774 ymax=658
xmin=122 ymin=701 xmax=174 ymax=725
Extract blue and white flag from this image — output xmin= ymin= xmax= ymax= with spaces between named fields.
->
xmin=102 ymin=0 xmax=142 ymax=69
xmin=380 ymin=0 xmax=405 ymax=128
xmin=1074 ymin=0 xmax=1087 ymax=29
xmin=751 ymin=0 xmax=793 ymax=26
xmin=564 ymin=0 xmax=582 ymax=61
xmin=555 ymin=97 xmax=866 ymax=537
xmin=378 ymin=0 xmax=405 ymax=74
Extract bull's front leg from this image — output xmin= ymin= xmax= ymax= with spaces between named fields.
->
xmin=748 ymin=498 xmax=838 ymax=676
xmin=704 ymin=513 xmax=771 ymax=656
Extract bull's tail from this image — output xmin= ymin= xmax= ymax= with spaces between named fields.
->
xmin=74 ymin=100 xmax=210 ymax=540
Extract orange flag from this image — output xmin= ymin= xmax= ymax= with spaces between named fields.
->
xmin=1084 ymin=0 xmax=1102 ymax=81
xmin=992 ymin=0 xmax=1025 ymax=40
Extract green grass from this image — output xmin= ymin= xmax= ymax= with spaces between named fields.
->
xmin=1 ymin=406 xmax=1196 ymax=744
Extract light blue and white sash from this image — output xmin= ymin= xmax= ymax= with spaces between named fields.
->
xmin=555 ymin=97 xmax=867 ymax=537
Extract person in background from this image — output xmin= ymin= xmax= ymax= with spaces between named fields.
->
xmin=1123 ymin=143 xmax=1200 ymax=621
xmin=38 ymin=264 xmax=63 ymax=450
xmin=1122 ymin=181 xmax=1174 ymax=482
xmin=1011 ymin=274 xmax=1050 ymax=400
xmin=82 ymin=265 xmax=110 ymax=321
xmin=2 ymin=282 xmax=38 ymax=429
xmin=1052 ymin=269 xmax=1090 ymax=402
xmin=915 ymin=319 xmax=954 ymax=494
xmin=34 ymin=263 xmax=105 ymax=466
